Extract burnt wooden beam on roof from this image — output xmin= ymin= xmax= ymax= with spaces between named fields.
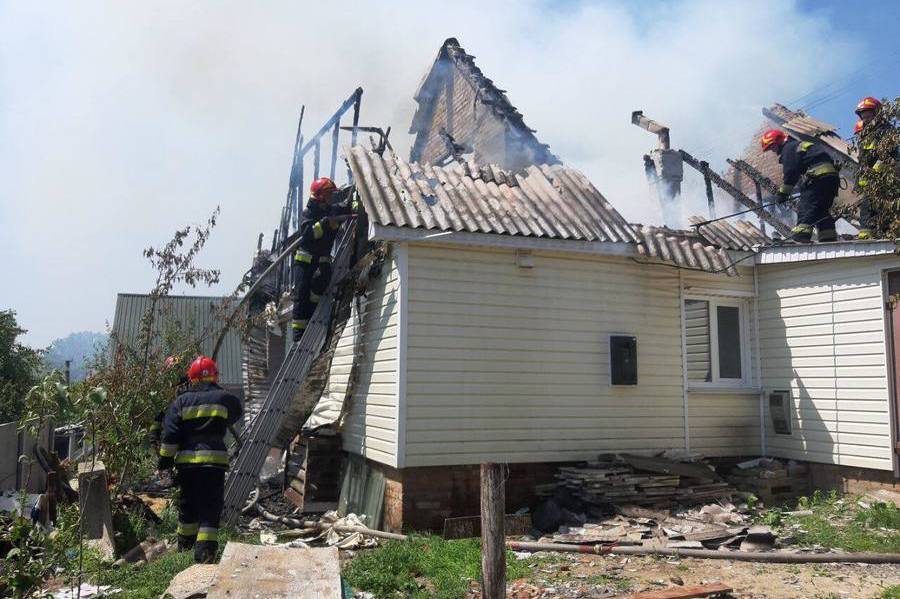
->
xmin=680 ymin=149 xmax=792 ymax=237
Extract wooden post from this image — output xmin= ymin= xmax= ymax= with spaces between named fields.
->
xmin=480 ymin=463 xmax=505 ymax=599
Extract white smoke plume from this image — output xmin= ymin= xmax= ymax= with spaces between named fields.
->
xmin=0 ymin=1 xmax=859 ymax=344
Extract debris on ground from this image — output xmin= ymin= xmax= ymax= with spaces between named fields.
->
xmin=163 ymin=564 xmax=219 ymax=599
xmin=111 ymin=538 xmax=170 ymax=567
xmin=44 ymin=584 xmax=120 ymax=598
xmin=622 ymin=582 xmax=733 ymax=598
xmin=725 ymin=459 xmax=809 ymax=506
xmin=547 ymin=454 xmax=735 ymax=513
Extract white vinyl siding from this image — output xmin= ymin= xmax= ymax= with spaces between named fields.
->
xmin=402 ymin=243 xmax=687 ymax=467
xmin=758 ymin=256 xmax=894 ymax=470
xmin=341 ymin=250 xmax=401 ymax=466
xmin=681 ymin=270 xmax=760 ymax=456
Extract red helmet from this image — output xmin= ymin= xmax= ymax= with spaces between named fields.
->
xmin=760 ymin=129 xmax=788 ymax=152
xmin=310 ymin=177 xmax=337 ymax=201
xmin=854 ymin=119 xmax=864 ymax=134
xmin=855 ymin=97 xmax=881 ymax=116
xmin=187 ymin=356 xmax=218 ymax=382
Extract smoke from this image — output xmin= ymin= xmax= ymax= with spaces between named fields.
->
xmin=0 ymin=1 xmax=860 ymax=344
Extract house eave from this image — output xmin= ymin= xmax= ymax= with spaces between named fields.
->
xmin=755 ymin=240 xmax=899 ymax=265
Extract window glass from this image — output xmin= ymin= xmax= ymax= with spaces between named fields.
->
xmin=717 ymin=305 xmax=742 ymax=379
xmin=684 ymin=299 xmax=711 ymax=382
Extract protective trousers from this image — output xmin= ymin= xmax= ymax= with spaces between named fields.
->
xmin=793 ymin=174 xmax=839 ymax=243
xmin=291 ymin=253 xmax=332 ymax=342
xmin=176 ymin=467 xmax=225 ymax=563
xmin=858 ymin=199 xmax=874 ymax=238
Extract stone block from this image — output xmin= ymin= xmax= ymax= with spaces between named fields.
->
xmin=78 ymin=461 xmax=115 ymax=560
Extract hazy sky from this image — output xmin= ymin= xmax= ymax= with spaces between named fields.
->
xmin=1 ymin=1 xmax=895 ymax=347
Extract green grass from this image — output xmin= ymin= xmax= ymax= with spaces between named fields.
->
xmin=343 ymin=535 xmax=533 ymax=599
xmin=754 ymin=490 xmax=900 ymax=553
xmin=92 ymin=550 xmax=195 ymax=599
xmin=881 ymin=584 xmax=900 ymax=599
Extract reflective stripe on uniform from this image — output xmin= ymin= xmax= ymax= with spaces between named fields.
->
xmin=181 ymin=404 xmax=229 ymax=420
xmin=778 ymin=184 xmax=793 ymax=195
xmin=313 ymin=222 xmax=324 ymax=239
xmin=351 ymin=199 xmax=360 ymax=211
xmin=858 ymin=230 xmax=873 ymax=240
xmin=858 ymin=178 xmax=869 ymax=187
xmin=175 ymin=450 xmax=229 ymax=465
xmin=160 ymin=443 xmax=179 ymax=457
xmin=295 ymin=250 xmax=312 ymax=263
xmin=197 ymin=526 xmax=219 ymax=542
xmin=177 ymin=522 xmax=199 ymax=536
xmin=291 ymin=320 xmax=307 ymax=330
xmin=798 ymin=141 xmax=814 ymax=152
xmin=806 ymin=163 xmax=837 ymax=177
xmin=864 ymin=141 xmax=876 ymax=151
xmin=792 ymin=224 xmax=813 ymax=234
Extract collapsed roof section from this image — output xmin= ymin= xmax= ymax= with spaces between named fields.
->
xmin=409 ymin=37 xmax=560 ymax=172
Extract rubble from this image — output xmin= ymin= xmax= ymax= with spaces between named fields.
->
xmin=547 ymin=454 xmax=736 ymax=512
xmin=725 ymin=459 xmax=809 ymax=506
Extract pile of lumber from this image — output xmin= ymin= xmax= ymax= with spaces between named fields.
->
xmin=553 ymin=454 xmax=734 ymax=509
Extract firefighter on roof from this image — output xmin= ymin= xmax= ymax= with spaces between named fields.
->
xmin=158 ymin=355 xmax=242 ymax=563
xmin=291 ymin=177 xmax=358 ymax=342
xmin=761 ymin=129 xmax=839 ymax=243
xmin=854 ymin=96 xmax=887 ymax=240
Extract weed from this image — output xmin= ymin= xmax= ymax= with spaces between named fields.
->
xmin=586 ymin=572 xmax=631 ymax=592
xmin=343 ymin=536 xmax=530 ymax=599
xmin=881 ymin=584 xmax=900 ymax=599
xmin=754 ymin=492 xmax=900 ymax=553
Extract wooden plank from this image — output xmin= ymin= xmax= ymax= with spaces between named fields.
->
xmin=208 ymin=543 xmax=340 ymax=599
xmin=621 ymin=454 xmax=716 ymax=481
xmin=622 ymin=582 xmax=733 ymax=599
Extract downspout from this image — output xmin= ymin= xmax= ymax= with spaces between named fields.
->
xmin=754 ymin=264 xmax=766 ymax=456
xmin=678 ymin=269 xmax=690 ymax=453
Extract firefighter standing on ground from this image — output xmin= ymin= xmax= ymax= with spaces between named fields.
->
xmin=157 ymin=356 xmax=242 ymax=563
xmin=761 ymin=129 xmax=840 ymax=243
xmin=854 ymin=96 xmax=886 ymax=239
xmin=291 ymin=177 xmax=358 ymax=342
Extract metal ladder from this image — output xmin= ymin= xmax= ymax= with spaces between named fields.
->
xmin=221 ymin=227 xmax=355 ymax=526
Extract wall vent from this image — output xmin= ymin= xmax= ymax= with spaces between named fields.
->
xmin=769 ymin=390 xmax=793 ymax=435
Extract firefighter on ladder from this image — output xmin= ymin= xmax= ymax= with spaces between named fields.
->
xmin=157 ymin=356 xmax=242 ymax=563
xmin=291 ymin=177 xmax=358 ymax=342
xmin=853 ymin=96 xmax=888 ymax=240
xmin=761 ymin=129 xmax=840 ymax=243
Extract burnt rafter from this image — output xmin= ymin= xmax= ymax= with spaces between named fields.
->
xmin=680 ymin=149 xmax=792 ymax=237
xmin=727 ymin=158 xmax=780 ymax=196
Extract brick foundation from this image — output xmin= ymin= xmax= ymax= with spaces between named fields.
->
xmin=806 ymin=462 xmax=900 ymax=495
xmin=364 ymin=460 xmax=571 ymax=533
xmin=360 ymin=457 xmax=900 ymax=533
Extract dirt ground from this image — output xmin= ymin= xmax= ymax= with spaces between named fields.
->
xmin=509 ymin=552 xmax=900 ymax=598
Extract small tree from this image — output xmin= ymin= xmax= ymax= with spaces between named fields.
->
xmin=0 ymin=311 xmax=43 ymax=423
xmin=75 ymin=208 xmax=223 ymax=492
xmin=851 ymin=96 xmax=900 ymax=238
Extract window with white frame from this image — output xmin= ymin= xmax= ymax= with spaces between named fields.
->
xmin=684 ymin=296 xmax=749 ymax=386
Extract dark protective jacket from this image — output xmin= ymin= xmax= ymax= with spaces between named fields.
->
xmin=857 ymin=121 xmax=896 ymax=189
xmin=778 ymin=139 xmax=837 ymax=190
xmin=296 ymin=188 xmax=357 ymax=258
xmin=158 ymin=382 xmax=242 ymax=470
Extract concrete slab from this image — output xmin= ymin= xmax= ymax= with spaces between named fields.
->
xmin=207 ymin=542 xmax=341 ymax=599
xmin=164 ymin=563 xmax=218 ymax=599
xmin=0 ymin=422 xmax=18 ymax=491
xmin=77 ymin=461 xmax=115 ymax=560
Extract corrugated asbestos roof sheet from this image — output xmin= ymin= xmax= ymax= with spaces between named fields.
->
xmin=633 ymin=224 xmax=738 ymax=276
xmin=347 ymin=146 xmax=639 ymax=243
xmin=688 ymin=216 xmax=770 ymax=251
xmin=111 ymin=293 xmax=243 ymax=386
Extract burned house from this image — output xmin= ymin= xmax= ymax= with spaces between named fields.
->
xmin=226 ymin=39 xmax=900 ymax=532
